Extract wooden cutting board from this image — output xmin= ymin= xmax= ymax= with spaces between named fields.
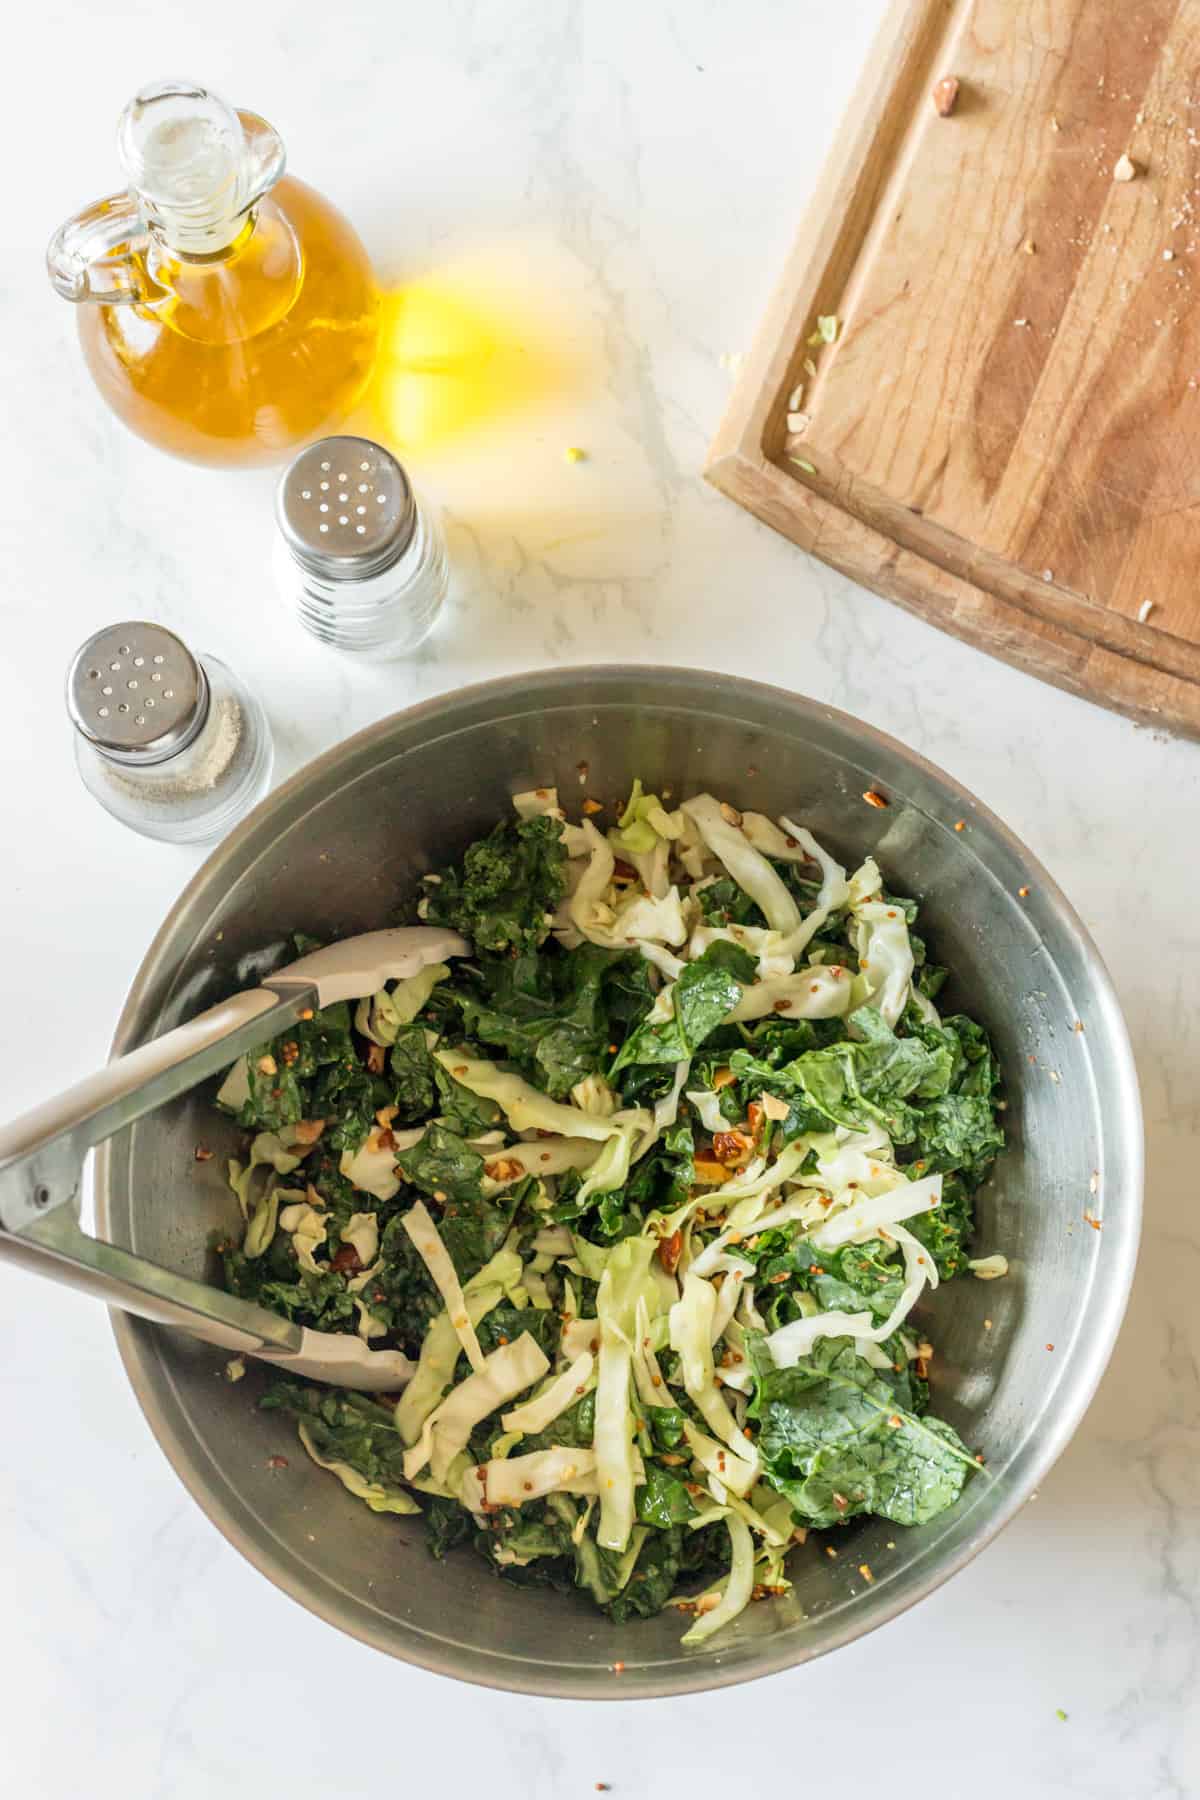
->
xmin=708 ymin=0 xmax=1200 ymax=738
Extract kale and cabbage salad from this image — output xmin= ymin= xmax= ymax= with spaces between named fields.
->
xmin=213 ymin=784 xmax=1005 ymax=1645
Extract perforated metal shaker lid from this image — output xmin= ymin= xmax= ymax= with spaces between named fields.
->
xmin=67 ymin=622 xmax=209 ymax=764
xmin=276 ymin=436 xmax=416 ymax=581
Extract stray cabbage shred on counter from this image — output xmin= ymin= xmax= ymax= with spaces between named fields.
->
xmin=214 ymin=783 xmax=1005 ymax=1645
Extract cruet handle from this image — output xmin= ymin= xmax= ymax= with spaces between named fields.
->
xmin=46 ymin=192 xmax=149 ymax=306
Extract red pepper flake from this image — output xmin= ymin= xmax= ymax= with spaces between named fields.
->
xmin=862 ymin=789 xmax=889 ymax=809
xmin=611 ymin=1662 xmax=626 ymax=1675
xmin=1018 ymin=885 xmax=1031 ymax=898
xmin=953 ymin=819 xmax=965 ymax=832
xmin=824 ymin=1545 xmax=838 ymax=1558
xmin=1046 ymin=1343 xmax=1055 ymax=1351
xmin=193 ymin=1145 xmax=214 ymax=1162
xmin=267 ymin=1455 xmax=289 ymax=1470
xmin=832 ymin=1492 xmax=848 ymax=1513
xmin=858 ymin=1562 xmax=874 ymax=1583
xmin=1083 ymin=1212 xmax=1102 ymax=1230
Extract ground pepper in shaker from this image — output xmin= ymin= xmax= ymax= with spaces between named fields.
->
xmin=272 ymin=434 xmax=448 ymax=654
xmin=67 ymin=622 xmax=273 ymax=844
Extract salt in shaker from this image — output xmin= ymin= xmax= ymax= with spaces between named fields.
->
xmin=68 ymin=622 xmax=273 ymax=844
xmin=272 ymin=435 xmax=448 ymax=655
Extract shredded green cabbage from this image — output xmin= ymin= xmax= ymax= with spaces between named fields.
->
xmin=218 ymin=780 xmax=1002 ymax=1650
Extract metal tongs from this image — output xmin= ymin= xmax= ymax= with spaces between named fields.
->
xmin=0 ymin=927 xmax=467 ymax=1389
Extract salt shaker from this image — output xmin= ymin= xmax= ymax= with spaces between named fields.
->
xmin=273 ymin=435 xmax=448 ymax=655
xmin=67 ymin=623 xmax=273 ymax=844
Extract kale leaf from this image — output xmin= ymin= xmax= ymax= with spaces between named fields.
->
xmin=261 ymin=1380 xmax=411 ymax=1488
xmin=396 ymin=1124 xmax=485 ymax=1205
xmin=605 ymin=1526 xmax=685 ymax=1622
xmin=730 ymin=1004 xmax=945 ymax=1144
xmin=915 ymin=1093 xmax=1005 ymax=1182
xmin=389 ymin=1023 xmax=438 ymax=1120
xmin=447 ymin=943 xmax=628 ymax=1099
xmin=612 ymin=940 xmax=755 ymax=1073
xmin=420 ymin=815 xmax=568 ymax=954
xmin=424 ymin=1494 xmax=474 ymax=1559
xmin=636 ymin=1462 xmax=698 ymax=1528
xmin=749 ymin=1335 xmax=975 ymax=1528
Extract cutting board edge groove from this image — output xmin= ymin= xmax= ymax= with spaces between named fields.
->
xmin=705 ymin=444 xmax=1200 ymax=743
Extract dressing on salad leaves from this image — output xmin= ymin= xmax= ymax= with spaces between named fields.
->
xmin=220 ymin=781 xmax=1005 ymax=1645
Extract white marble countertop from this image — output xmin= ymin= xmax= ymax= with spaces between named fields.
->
xmin=2 ymin=1 xmax=1197 ymax=1793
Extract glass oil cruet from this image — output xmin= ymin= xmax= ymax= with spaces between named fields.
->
xmin=47 ymin=81 xmax=380 ymax=466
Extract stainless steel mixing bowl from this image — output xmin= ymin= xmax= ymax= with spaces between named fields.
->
xmin=96 ymin=667 xmax=1141 ymax=1697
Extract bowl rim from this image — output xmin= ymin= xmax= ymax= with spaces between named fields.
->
xmin=100 ymin=664 xmax=1144 ymax=1697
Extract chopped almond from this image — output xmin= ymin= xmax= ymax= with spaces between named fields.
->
xmin=692 ymin=1156 xmax=731 ymax=1186
xmin=712 ymin=1129 xmax=753 ymax=1165
xmin=256 ymin=1054 xmax=278 ymax=1076
xmin=712 ymin=1066 xmax=736 ymax=1091
xmin=366 ymin=1043 xmax=386 ymax=1074
xmin=581 ymin=798 xmax=604 ymax=816
xmin=658 ymin=1229 xmax=684 ymax=1274
xmin=485 ymin=1156 xmax=525 ymax=1182
xmin=291 ymin=1118 xmax=326 ymax=1145
xmin=374 ymin=1105 xmax=398 ymax=1129
xmin=760 ymin=1091 xmax=790 ymax=1122
xmin=932 ymin=74 xmax=959 ymax=116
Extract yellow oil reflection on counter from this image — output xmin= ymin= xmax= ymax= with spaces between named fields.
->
xmin=363 ymin=271 xmax=573 ymax=456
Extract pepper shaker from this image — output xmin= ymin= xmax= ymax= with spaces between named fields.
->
xmin=67 ymin=623 xmax=273 ymax=844
xmin=272 ymin=435 xmax=448 ymax=655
